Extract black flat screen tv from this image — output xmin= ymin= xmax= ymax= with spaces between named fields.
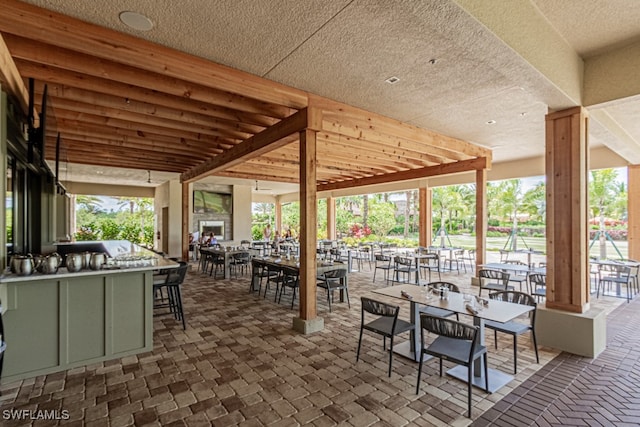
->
xmin=193 ymin=190 xmax=232 ymax=214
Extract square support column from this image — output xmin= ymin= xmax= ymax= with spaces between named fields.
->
xmin=294 ymin=129 xmax=322 ymax=333
xmin=629 ymin=165 xmax=640 ymax=261
xmin=327 ymin=197 xmax=336 ymax=240
xmin=545 ymin=107 xmax=589 ymax=313
xmin=475 ymin=169 xmax=487 ymax=270
xmin=418 ymin=186 xmax=432 ymax=247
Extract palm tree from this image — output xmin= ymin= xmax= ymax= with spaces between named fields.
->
xmin=432 ymin=185 xmax=467 ymax=246
xmin=362 ymin=194 xmax=369 ymax=228
xmin=589 ymin=169 xmax=623 ymax=259
xmin=403 ymin=190 xmax=412 ymax=238
xmin=490 ymin=179 xmax=525 ymax=251
xmin=76 ymin=195 xmax=103 ymax=214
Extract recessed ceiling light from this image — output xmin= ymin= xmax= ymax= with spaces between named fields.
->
xmin=96 ymin=170 xmax=104 ymax=175
xmin=486 ymin=120 xmax=496 ymax=125
xmin=385 ymin=76 xmax=400 ymax=84
xmin=119 ymin=11 xmax=154 ymax=31
xmin=519 ymin=112 xmax=527 ymax=117
xmin=428 ymin=58 xmax=438 ymax=65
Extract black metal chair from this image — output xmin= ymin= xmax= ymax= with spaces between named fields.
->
xmin=416 ymin=314 xmax=488 ymax=418
xmin=459 ymin=249 xmax=476 ymax=273
xmin=392 ymin=255 xmax=418 ymax=285
xmin=485 ymin=291 xmax=538 ymax=374
xmin=317 ymin=268 xmax=349 ymax=312
xmin=529 ymin=273 xmax=546 ymax=302
xmin=478 ymin=269 xmax=512 ymax=296
xmin=208 ymin=253 xmax=225 ymax=279
xmin=356 ymin=297 xmax=414 ymax=377
xmin=418 ymin=253 xmax=441 ymax=282
xmin=153 ymin=261 xmax=189 ymax=329
xmin=277 ymin=266 xmax=300 ymax=309
xmin=229 ymin=252 xmax=250 ymax=278
xmin=446 ymin=249 xmax=465 ymax=274
xmin=597 ymin=263 xmax=635 ymax=302
xmin=373 ymin=254 xmax=393 ymax=285
xmin=503 ymin=260 xmax=529 ymax=292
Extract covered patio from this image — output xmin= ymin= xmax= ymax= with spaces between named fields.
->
xmin=1 ymin=0 xmax=640 ymax=425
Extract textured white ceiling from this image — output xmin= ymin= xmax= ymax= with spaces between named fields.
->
xmin=21 ymin=0 xmax=640 ymax=190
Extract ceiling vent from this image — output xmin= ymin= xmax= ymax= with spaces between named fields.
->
xmin=385 ymin=76 xmax=400 ymax=84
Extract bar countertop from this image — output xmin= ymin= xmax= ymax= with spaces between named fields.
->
xmin=1 ymin=240 xmax=178 ymax=283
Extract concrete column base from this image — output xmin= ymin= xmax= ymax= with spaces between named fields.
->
xmin=536 ymin=304 xmax=606 ymax=358
xmin=293 ymin=317 xmax=324 ymax=334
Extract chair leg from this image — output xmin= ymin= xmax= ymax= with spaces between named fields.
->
xmin=531 ymin=330 xmax=539 ymax=364
xmin=416 ymin=350 xmax=424 ymax=394
xmin=388 ymin=336 xmax=394 ymax=377
xmin=467 ymin=361 xmax=473 ymax=418
xmin=483 ymin=353 xmax=489 ymax=392
xmin=356 ymin=328 xmax=364 ymax=362
xmin=494 ymin=330 xmax=498 ymax=349
xmin=345 ymin=287 xmax=351 ymax=309
xmin=513 ymin=335 xmax=518 ymax=374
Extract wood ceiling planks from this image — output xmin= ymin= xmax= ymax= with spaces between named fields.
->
xmin=0 ymin=0 xmax=491 ymax=190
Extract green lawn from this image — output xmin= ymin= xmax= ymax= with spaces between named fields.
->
xmin=439 ymin=234 xmax=628 ymax=259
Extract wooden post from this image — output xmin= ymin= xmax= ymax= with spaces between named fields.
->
xmin=275 ymin=197 xmax=282 ymax=235
xmin=475 ymin=169 xmax=487 ymax=271
xmin=294 ymin=128 xmax=322 ymax=333
xmin=545 ymin=107 xmax=589 ymax=313
xmin=629 ymin=165 xmax=640 ymax=261
xmin=181 ymin=181 xmax=189 ymax=262
xmin=327 ymin=197 xmax=336 ymax=240
xmin=418 ymin=186 xmax=432 ymax=247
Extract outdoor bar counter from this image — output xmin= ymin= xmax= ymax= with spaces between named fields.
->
xmin=0 ymin=241 xmax=178 ymax=382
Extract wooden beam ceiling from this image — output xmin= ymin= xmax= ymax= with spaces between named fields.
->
xmin=1 ymin=0 xmax=492 ymax=190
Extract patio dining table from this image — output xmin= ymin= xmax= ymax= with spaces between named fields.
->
xmin=203 ymin=247 xmax=251 ymax=279
xmin=372 ymin=283 xmax=534 ymax=392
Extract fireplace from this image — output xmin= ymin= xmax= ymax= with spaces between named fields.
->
xmin=200 ymin=220 xmax=225 ymax=239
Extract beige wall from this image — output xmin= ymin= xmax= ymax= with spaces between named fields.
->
xmin=233 ymin=185 xmax=253 ymax=243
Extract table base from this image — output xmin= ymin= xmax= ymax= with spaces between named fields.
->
xmin=447 ymin=365 xmax=512 ymax=393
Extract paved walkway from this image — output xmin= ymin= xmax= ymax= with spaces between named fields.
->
xmin=473 ymin=292 xmax=640 ymax=427
xmin=0 ymin=255 xmax=635 ymax=426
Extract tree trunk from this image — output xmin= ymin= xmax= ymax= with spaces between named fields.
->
xmin=512 ymin=209 xmax=518 ymax=251
xmin=403 ymin=191 xmax=411 ymax=238
xmin=362 ymin=195 xmax=369 ymax=228
xmin=599 ymin=210 xmax=607 ymax=259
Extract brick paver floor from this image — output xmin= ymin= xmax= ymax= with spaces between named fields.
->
xmin=0 ymin=254 xmax=631 ymax=426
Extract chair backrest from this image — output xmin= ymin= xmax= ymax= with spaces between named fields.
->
xmin=427 ymin=281 xmax=460 ymax=293
xmin=478 ymin=269 xmax=510 ymax=285
xmin=375 ymin=254 xmax=391 ymax=263
xmin=324 ymin=268 xmax=347 ymax=280
xmin=394 ymin=256 xmax=413 ymax=267
xmin=281 ymin=266 xmax=299 ymax=284
xmin=504 ymin=260 xmax=527 ymax=266
xmin=361 ymin=297 xmax=399 ymax=318
xmin=488 ymin=291 xmax=536 ymax=325
xmin=166 ymin=262 xmax=188 ymax=286
xmin=599 ymin=263 xmax=631 ymax=278
xmin=420 ymin=314 xmax=480 ymax=357
xmin=529 ymin=273 xmax=546 ymax=287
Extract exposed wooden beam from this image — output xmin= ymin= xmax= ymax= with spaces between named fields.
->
xmin=316 ymin=157 xmax=490 ymax=192
xmin=181 ymin=109 xmax=308 ymax=182
xmin=16 ymin=59 xmax=279 ymax=127
xmin=0 ymin=3 xmax=309 ymax=108
xmin=0 ymin=34 xmax=28 ymax=113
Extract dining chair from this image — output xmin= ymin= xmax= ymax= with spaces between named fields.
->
xmin=446 ymin=249 xmax=465 ymax=274
xmin=459 ymin=249 xmax=476 ymax=273
xmin=229 ymin=252 xmax=250 ymax=278
xmin=317 ymin=268 xmax=349 ymax=312
xmin=477 ymin=269 xmax=512 ymax=296
xmin=503 ymin=260 xmax=529 ymax=292
xmin=597 ymin=263 xmax=634 ymax=302
xmin=392 ymin=255 xmax=418 ymax=285
xmin=416 ymin=314 xmax=488 ymax=418
xmin=373 ymin=254 xmax=393 ymax=285
xmin=208 ymin=253 xmax=225 ymax=279
xmin=484 ymin=291 xmax=538 ymax=374
xmin=356 ymin=297 xmax=414 ymax=377
xmin=418 ymin=253 xmax=441 ymax=282
xmin=277 ymin=266 xmax=300 ymax=309
xmin=528 ymin=273 xmax=546 ymax=302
